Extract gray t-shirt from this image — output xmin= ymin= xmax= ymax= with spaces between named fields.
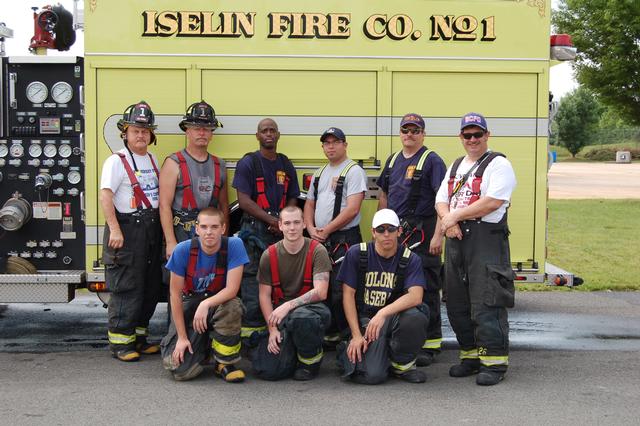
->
xmin=169 ymin=149 xmax=227 ymax=211
xmin=258 ymin=238 xmax=332 ymax=302
xmin=307 ymin=158 xmax=367 ymax=229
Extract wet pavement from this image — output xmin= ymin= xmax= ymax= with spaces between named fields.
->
xmin=2 ymin=290 xmax=639 ymax=353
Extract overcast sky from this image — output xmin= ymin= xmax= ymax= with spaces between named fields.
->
xmin=1 ymin=0 xmax=578 ymax=99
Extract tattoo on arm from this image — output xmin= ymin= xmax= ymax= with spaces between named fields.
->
xmin=290 ymin=290 xmax=318 ymax=309
xmin=314 ymin=272 xmax=330 ymax=282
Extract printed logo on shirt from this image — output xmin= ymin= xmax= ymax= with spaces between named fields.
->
xmin=451 ymin=175 xmax=473 ymax=210
xmin=405 ymin=165 xmax=416 ymax=180
xmin=198 ymin=176 xmax=213 ymax=194
xmin=363 ymin=271 xmax=397 ymax=307
xmin=276 ymin=170 xmax=286 ymax=185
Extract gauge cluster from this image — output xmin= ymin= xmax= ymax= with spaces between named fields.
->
xmin=0 ymin=57 xmax=85 ymax=271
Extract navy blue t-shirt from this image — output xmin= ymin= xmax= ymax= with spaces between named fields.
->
xmin=337 ymin=243 xmax=425 ymax=314
xmin=377 ymin=146 xmax=446 ymax=218
xmin=232 ymin=152 xmax=300 ymax=212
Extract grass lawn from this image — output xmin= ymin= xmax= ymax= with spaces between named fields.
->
xmin=552 ymin=141 xmax=640 ymax=162
xmin=540 ymin=199 xmax=640 ymax=291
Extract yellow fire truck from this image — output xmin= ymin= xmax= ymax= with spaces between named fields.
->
xmin=0 ymin=0 xmax=576 ymax=303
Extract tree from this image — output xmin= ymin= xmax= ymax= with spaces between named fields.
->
xmin=553 ymin=0 xmax=640 ymax=125
xmin=554 ymin=88 xmax=603 ymax=157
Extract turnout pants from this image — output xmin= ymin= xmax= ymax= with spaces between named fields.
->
xmin=325 ymin=226 xmax=362 ymax=340
xmin=252 ymin=303 xmax=331 ymax=381
xmin=238 ymin=215 xmax=280 ymax=340
xmin=103 ymin=210 xmax=163 ymax=352
xmin=160 ymin=296 xmax=243 ymax=377
xmin=445 ymin=217 xmax=515 ymax=372
xmin=337 ymin=305 xmax=429 ymax=385
xmin=401 ymin=215 xmax=443 ymax=353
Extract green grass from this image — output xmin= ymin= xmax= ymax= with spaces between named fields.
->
xmin=552 ymin=141 xmax=640 ymax=162
xmin=545 ymin=200 xmax=640 ymax=291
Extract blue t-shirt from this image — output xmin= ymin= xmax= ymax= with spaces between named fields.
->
xmin=232 ymin=152 xmax=300 ymax=212
xmin=166 ymin=236 xmax=249 ymax=293
xmin=336 ymin=243 xmax=425 ymax=313
xmin=377 ymin=146 xmax=446 ymax=218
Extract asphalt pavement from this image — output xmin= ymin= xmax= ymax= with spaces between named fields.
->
xmin=1 ymin=291 xmax=640 ymax=425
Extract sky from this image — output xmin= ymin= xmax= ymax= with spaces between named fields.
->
xmin=1 ymin=0 xmax=578 ymax=99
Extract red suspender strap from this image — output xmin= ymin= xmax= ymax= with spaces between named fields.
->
xmin=206 ymin=236 xmax=228 ymax=294
xmin=300 ymin=239 xmax=319 ymax=295
xmin=212 ymin=155 xmax=221 ymax=203
xmin=279 ymin=175 xmax=290 ymax=210
xmin=269 ymin=244 xmax=283 ymax=306
xmin=176 ymin=151 xmax=197 ymax=211
xmin=183 ymin=238 xmax=199 ymax=294
xmin=256 ymin=177 xmax=270 ymax=210
xmin=116 ymin=153 xmax=151 ymax=209
xmin=149 ymin=155 xmax=160 ymax=177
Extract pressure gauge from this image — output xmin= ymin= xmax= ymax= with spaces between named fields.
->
xmin=67 ymin=170 xmax=81 ymax=184
xmin=43 ymin=143 xmax=57 ymax=158
xmin=51 ymin=82 xmax=73 ymax=104
xmin=29 ymin=144 xmax=43 ymax=158
xmin=10 ymin=144 xmax=24 ymax=158
xmin=58 ymin=144 xmax=72 ymax=158
xmin=26 ymin=81 xmax=48 ymax=104
xmin=0 ymin=145 xmax=8 ymax=158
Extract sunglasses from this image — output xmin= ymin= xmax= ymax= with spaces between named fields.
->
xmin=374 ymin=225 xmax=399 ymax=234
xmin=461 ymin=131 xmax=485 ymax=140
xmin=400 ymin=127 xmax=422 ymax=135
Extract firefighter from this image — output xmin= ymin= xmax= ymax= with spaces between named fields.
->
xmin=252 ymin=206 xmax=332 ymax=380
xmin=303 ymin=127 xmax=367 ymax=346
xmin=99 ymin=101 xmax=163 ymax=362
xmin=232 ymin=118 xmax=300 ymax=343
xmin=159 ymin=100 xmax=229 ymax=260
xmin=435 ymin=112 xmax=517 ymax=386
xmin=376 ymin=113 xmax=447 ymax=367
xmin=160 ymin=208 xmax=248 ymax=382
xmin=336 ymin=209 xmax=429 ymax=384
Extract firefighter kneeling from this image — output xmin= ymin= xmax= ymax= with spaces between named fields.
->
xmin=161 ymin=208 xmax=248 ymax=382
xmin=336 ymin=209 xmax=429 ymax=384
xmin=252 ymin=206 xmax=333 ymax=381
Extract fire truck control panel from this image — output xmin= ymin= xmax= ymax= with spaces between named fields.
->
xmin=0 ymin=56 xmax=85 ymax=302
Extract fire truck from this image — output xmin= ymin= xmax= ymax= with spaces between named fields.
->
xmin=0 ymin=0 xmax=577 ymax=303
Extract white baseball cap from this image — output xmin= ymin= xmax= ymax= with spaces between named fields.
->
xmin=372 ymin=209 xmax=400 ymax=228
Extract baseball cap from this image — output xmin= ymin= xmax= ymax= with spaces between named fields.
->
xmin=400 ymin=113 xmax=425 ymax=129
xmin=460 ymin=112 xmax=488 ymax=131
xmin=320 ymin=127 xmax=346 ymax=142
xmin=372 ymin=209 xmax=400 ymax=228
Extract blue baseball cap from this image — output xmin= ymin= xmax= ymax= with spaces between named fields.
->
xmin=460 ymin=112 xmax=488 ymax=131
xmin=321 ymin=127 xmax=346 ymax=142
xmin=400 ymin=113 xmax=425 ymax=129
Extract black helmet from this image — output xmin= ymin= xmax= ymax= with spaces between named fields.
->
xmin=179 ymin=101 xmax=222 ymax=131
xmin=117 ymin=101 xmax=157 ymax=144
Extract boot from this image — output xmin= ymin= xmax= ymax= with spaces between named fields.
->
xmin=449 ymin=359 xmax=481 ymax=377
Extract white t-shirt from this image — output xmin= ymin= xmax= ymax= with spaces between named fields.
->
xmin=307 ymin=158 xmax=367 ymax=229
xmin=100 ymin=148 xmax=160 ymax=213
xmin=435 ymin=153 xmax=516 ymax=223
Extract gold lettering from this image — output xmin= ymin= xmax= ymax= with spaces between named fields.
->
xmin=220 ymin=12 xmax=235 ymax=36
xmin=201 ymin=12 xmax=218 ymax=35
xmin=430 ymin=15 xmax=454 ymax=40
xmin=481 ymin=16 xmax=496 ymax=41
xmin=304 ymin=13 xmax=329 ymax=37
xmin=236 ymin=12 xmax=255 ymax=37
xmin=157 ymin=11 xmax=179 ymax=36
xmin=386 ymin=14 xmax=412 ymax=40
xmin=268 ymin=13 xmax=291 ymax=38
xmin=142 ymin=10 xmax=157 ymax=36
xmin=179 ymin=11 xmax=201 ymax=35
xmin=453 ymin=15 xmax=477 ymax=40
xmin=329 ymin=13 xmax=351 ymax=38
xmin=364 ymin=14 xmax=387 ymax=40
xmin=290 ymin=13 xmax=305 ymax=37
